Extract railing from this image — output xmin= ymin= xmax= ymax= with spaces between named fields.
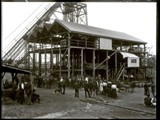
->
xmin=70 ymin=39 xmax=95 ymax=48
xmin=15 ymin=52 xmax=30 ymax=67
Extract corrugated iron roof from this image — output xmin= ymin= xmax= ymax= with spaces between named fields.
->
xmin=55 ymin=19 xmax=146 ymax=44
xmin=120 ymin=52 xmax=139 ymax=58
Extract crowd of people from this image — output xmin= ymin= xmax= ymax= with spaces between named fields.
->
xmin=55 ymin=76 xmax=119 ymax=99
xmin=3 ymin=74 xmax=156 ymax=109
xmin=54 ymin=75 xmax=156 ymax=109
xmin=3 ymin=75 xmax=40 ymax=105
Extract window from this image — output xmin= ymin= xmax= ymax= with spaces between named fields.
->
xmin=131 ymin=59 xmax=137 ymax=63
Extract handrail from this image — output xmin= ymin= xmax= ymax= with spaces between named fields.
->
xmin=15 ymin=52 xmax=30 ymax=67
xmin=6 ymin=40 xmax=27 ymax=61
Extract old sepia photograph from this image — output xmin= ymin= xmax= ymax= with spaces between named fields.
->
xmin=1 ymin=1 xmax=156 ymax=119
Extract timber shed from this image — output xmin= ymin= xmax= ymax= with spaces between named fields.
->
xmin=23 ymin=19 xmax=151 ymax=81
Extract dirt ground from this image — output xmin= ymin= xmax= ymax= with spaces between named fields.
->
xmin=1 ymin=85 xmax=156 ymax=119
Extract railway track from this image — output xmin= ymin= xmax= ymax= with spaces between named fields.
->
xmin=79 ymin=97 xmax=156 ymax=117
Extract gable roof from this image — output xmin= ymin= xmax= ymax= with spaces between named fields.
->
xmin=54 ymin=19 xmax=147 ymax=44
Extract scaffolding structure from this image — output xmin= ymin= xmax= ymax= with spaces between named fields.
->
xmin=2 ymin=2 xmax=153 ymax=82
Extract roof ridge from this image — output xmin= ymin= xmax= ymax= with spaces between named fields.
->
xmin=54 ymin=19 xmax=146 ymax=44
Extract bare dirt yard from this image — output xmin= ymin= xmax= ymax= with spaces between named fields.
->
xmin=1 ymin=86 xmax=156 ymax=119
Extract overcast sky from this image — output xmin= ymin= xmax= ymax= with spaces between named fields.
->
xmin=2 ymin=2 xmax=157 ymax=56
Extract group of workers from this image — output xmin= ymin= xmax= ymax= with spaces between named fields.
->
xmin=4 ymin=76 xmax=40 ymax=105
xmin=56 ymin=76 xmax=118 ymax=99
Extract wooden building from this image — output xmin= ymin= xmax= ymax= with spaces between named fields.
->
xmin=2 ymin=2 xmax=153 ymax=82
xmin=23 ymin=19 xmax=152 ymax=81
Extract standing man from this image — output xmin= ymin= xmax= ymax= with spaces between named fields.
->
xmin=84 ymin=79 xmax=90 ymax=98
xmin=151 ymin=81 xmax=155 ymax=97
xmin=144 ymin=82 xmax=150 ymax=96
xmin=74 ymin=80 xmax=79 ymax=98
xmin=92 ymin=80 xmax=97 ymax=97
xmin=18 ymin=79 xmax=25 ymax=104
xmin=111 ymin=82 xmax=118 ymax=98
xmin=25 ymin=78 xmax=32 ymax=105
xmin=61 ymin=77 xmax=65 ymax=94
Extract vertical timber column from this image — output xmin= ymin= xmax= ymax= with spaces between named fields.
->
xmin=50 ymin=40 xmax=53 ymax=69
xmin=68 ymin=32 xmax=71 ymax=80
xmin=97 ymin=52 xmax=99 ymax=75
xmin=115 ymin=52 xmax=117 ymax=74
xmin=39 ymin=47 xmax=41 ymax=76
xmin=144 ymin=44 xmax=146 ymax=80
xmin=44 ymin=44 xmax=47 ymax=76
xmin=72 ymin=50 xmax=74 ymax=77
xmin=59 ymin=47 xmax=61 ymax=78
xmin=28 ymin=43 xmax=30 ymax=70
xmin=81 ymin=49 xmax=84 ymax=78
xmin=93 ymin=49 xmax=95 ymax=79
xmin=106 ymin=51 xmax=108 ymax=81
xmin=56 ymin=52 xmax=58 ymax=68
xmin=84 ymin=50 xmax=86 ymax=76
xmin=33 ymin=42 xmax=36 ymax=75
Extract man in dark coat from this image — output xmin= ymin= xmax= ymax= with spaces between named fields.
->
xmin=151 ymin=81 xmax=155 ymax=97
xmin=10 ymin=82 xmax=17 ymax=101
xmin=92 ymin=80 xmax=98 ymax=97
xmin=25 ymin=81 xmax=32 ymax=105
xmin=84 ymin=81 xmax=90 ymax=98
xmin=61 ymin=80 xmax=65 ymax=94
xmin=74 ymin=81 xmax=80 ymax=98
xmin=57 ymin=80 xmax=62 ymax=94
xmin=18 ymin=80 xmax=25 ymax=104
xmin=106 ymin=81 xmax=112 ymax=97
xmin=144 ymin=82 xmax=150 ymax=96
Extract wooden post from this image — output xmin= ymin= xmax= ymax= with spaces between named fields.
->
xmin=81 ymin=49 xmax=84 ymax=78
xmin=44 ymin=44 xmax=47 ymax=76
xmin=68 ymin=32 xmax=71 ymax=80
xmin=93 ymin=49 xmax=95 ymax=79
xmin=38 ymin=48 xmax=41 ymax=76
xmin=84 ymin=50 xmax=86 ymax=77
xmin=28 ymin=44 xmax=30 ymax=70
xmin=33 ymin=43 xmax=36 ymax=74
xmin=115 ymin=52 xmax=117 ymax=73
xmin=97 ymin=51 xmax=99 ymax=76
xmin=144 ymin=44 xmax=146 ymax=80
xmin=59 ymin=47 xmax=61 ymax=78
xmin=68 ymin=48 xmax=71 ymax=80
xmin=50 ymin=40 xmax=53 ymax=69
xmin=106 ymin=51 xmax=108 ymax=81
xmin=72 ymin=50 xmax=74 ymax=77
